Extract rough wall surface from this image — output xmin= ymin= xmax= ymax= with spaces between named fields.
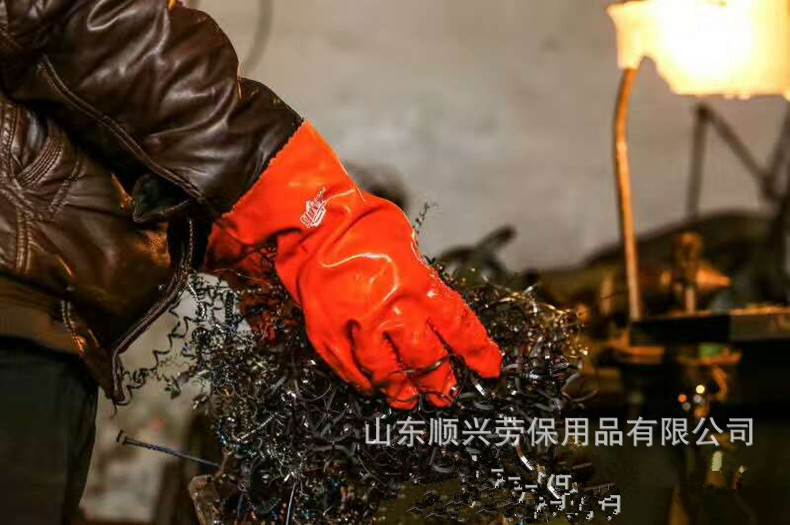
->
xmin=228 ymin=0 xmax=784 ymax=269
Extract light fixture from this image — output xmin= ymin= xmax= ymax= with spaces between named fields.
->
xmin=609 ymin=0 xmax=790 ymax=99
xmin=606 ymin=0 xmax=790 ymax=322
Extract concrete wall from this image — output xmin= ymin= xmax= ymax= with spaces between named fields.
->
xmin=217 ymin=0 xmax=784 ymax=269
xmin=82 ymin=1 xmax=787 ymax=520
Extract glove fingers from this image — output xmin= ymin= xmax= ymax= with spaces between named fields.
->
xmin=414 ymin=361 xmax=457 ymax=408
xmin=387 ymin=323 xmax=457 ymax=408
xmin=352 ymin=326 xmax=419 ymax=409
xmin=429 ymin=285 xmax=503 ymax=378
xmin=311 ymin=335 xmax=376 ymax=396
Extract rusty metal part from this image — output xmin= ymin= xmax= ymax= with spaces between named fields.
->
xmin=614 ymin=65 xmax=644 ymax=322
xmin=672 ymin=232 xmax=704 ymax=312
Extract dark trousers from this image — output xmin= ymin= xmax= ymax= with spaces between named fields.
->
xmin=0 ymin=338 xmax=98 ymax=525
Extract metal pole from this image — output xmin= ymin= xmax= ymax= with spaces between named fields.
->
xmin=687 ymin=104 xmax=709 ymax=222
xmin=116 ymin=430 xmax=221 ymax=469
xmin=613 ymin=66 xmax=643 ymax=321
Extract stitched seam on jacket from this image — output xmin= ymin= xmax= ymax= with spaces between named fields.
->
xmin=0 ymin=100 xmax=15 ymax=178
xmin=0 ymin=103 xmax=44 ymax=219
xmin=48 ymin=153 xmax=81 ymax=217
xmin=13 ymin=208 xmax=25 ymax=274
xmin=19 ymin=210 xmax=28 ymax=273
xmin=38 ymin=57 xmax=209 ymax=209
xmin=6 ymin=100 xmax=17 ymax=169
xmin=18 ymin=123 xmax=63 ymax=186
xmin=0 ymin=102 xmax=59 ymax=219
xmin=0 ymin=184 xmax=42 ymax=218
xmin=60 ymin=300 xmax=86 ymax=357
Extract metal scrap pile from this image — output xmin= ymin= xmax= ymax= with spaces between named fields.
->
xmin=128 ymin=252 xmax=605 ymax=524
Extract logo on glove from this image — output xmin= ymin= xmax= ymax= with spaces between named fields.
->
xmin=300 ymin=188 xmax=328 ymax=228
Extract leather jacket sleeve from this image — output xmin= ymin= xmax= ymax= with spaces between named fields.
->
xmin=0 ymin=0 xmax=302 ymax=222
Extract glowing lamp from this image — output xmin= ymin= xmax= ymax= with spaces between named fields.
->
xmin=605 ymin=0 xmax=790 ymax=322
xmin=609 ymin=0 xmax=790 ymax=99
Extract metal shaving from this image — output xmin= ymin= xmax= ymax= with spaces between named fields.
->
xmin=123 ymin=249 xmax=607 ymax=524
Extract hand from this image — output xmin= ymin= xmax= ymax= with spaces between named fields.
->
xmin=279 ymin=192 xmax=502 ymax=408
xmin=205 ymin=122 xmax=502 ymax=408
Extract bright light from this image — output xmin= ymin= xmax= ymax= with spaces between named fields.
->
xmin=608 ymin=0 xmax=790 ymax=99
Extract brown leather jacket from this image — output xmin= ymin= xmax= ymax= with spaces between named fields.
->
xmin=0 ymin=0 xmax=301 ymax=401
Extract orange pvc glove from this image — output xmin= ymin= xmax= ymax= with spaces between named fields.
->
xmin=204 ymin=122 xmax=502 ymax=409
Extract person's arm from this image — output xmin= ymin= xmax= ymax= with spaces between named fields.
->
xmin=0 ymin=0 xmax=502 ymax=408
xmin=0 ymin=0 xmax=300 ymax=221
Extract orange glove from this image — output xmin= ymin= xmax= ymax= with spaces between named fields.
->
xmin=205 ymin=122 xmax=502 ymax=409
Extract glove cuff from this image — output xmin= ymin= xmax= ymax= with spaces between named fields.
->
xmin=203 ymin=121 xmax=367 ymax=283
